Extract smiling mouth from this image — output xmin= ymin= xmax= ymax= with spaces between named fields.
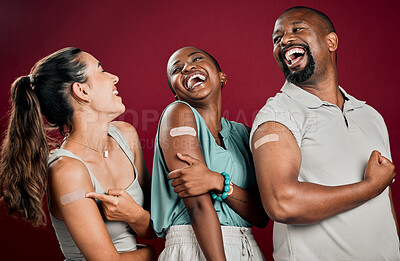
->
xmin=184 ymin=73 xmax=207 ymax=90
xmin=112 ymin=89 xmax=119 ymax=95
xmin=282 ymin=47 xmax=306 ymax=66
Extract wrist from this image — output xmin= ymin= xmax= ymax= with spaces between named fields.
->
xmin=213 ymin=172 xmax=225 ymax=193
xmin=128 ymin=207 xmax=148 ymax=226
xmin=358 ymin=180 xmax=377 ymax=203
xmin=211 ymin=172 xmax=232 ymax=202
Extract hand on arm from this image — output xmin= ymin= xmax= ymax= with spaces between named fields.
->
xmin=169 ymin=153 xmax=269 ymax=228
xmin=252 ymin=121 xmax=396 ymax=224
xmin=85 ymin=189 xmax=154 ymax=238
xmin=48 ymin=158 xmax=155 ymax=261
xmin=159 ymin=103 xmax=226 ymax=261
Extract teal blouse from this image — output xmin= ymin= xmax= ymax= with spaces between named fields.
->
xmin=150 ymin=101 xmax=256 ymax=238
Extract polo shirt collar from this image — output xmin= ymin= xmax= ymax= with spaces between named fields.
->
xmin=281 ymin=81 xmax=365 ymax=109
xmin=338 ymin=86 xmax=366 ymax=110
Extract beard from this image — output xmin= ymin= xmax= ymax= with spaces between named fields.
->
xmin=280 ymin=44 xmax=315 ymax=85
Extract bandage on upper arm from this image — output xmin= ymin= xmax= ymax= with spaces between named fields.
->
xmin=60 ymin=189 xmax=86 ymax=205
xmin=254 ymin=134 xmax=279 ymax=149
xmin=169 ymin=126 xmax=197 ymax=137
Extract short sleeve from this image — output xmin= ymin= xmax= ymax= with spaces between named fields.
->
xmin=250 ymin=99 xmax=302 ymax=151
xmin=366 ymin=105 xmax=392 ymax=161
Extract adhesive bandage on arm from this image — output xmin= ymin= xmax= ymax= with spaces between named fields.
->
xmin=60 ymin=189 xmax=86 ymax=205
xmin=169 ymin=126 xmax=197 ymax=137
xmin=254 ymin=134 xmax=279 ymax=149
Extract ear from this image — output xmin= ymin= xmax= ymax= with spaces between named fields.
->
xmin=71 ymin=82 xmax=91 ymax=103
xmin=327 ymin=32 xmax=338 ymax=52
xmin=219 ymin=71 xmax=227 ymax=87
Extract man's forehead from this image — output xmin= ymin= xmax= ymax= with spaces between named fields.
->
xmin=274 ymin=10 xmax=319 ymax=32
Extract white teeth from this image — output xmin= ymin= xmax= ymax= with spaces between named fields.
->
xmin=186 ymin=73 xmax=206 ymax=89
xmin=193 ymin=82 xmax=202 ymax=88
xmin=112 ymin=90 xmax=118 ymax=95
xmin=188 ymin=74 xmax=206 ymax=82
xmin=285 ymin=48 xmax=305 ymax=61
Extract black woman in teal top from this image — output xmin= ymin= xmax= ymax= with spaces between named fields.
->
xmin=151 ymin=47 xmax=269 ymax=260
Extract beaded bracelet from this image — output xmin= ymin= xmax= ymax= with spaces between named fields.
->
xmin=211 ymin=172 xmax=232 ymax=202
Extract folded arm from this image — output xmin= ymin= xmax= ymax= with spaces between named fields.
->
xmin=169 ymin=153 xmax=269 ymax=228
xmin=159 ymin=103 xmax=226 ymax=261
xmin=251 ymin=121 xmax=396 ymax=224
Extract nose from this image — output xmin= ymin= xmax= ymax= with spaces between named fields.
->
xmin=182 ymin=62 xmax=196 ymax=73
xmin=280 ymin=32 xmax=295 ymax=47
xmin=108 ymin=72 xmax=119 ymax=84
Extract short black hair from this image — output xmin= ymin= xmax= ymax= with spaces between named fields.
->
xmin=166 ymin=47 xmax=221 ymax=95
xmin=283 ymin=6 xmax=336 ymax=34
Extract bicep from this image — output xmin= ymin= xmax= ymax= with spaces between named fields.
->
xmin=48 ymin=160 xmax=119 ymax=260
xmin=251 ymin=122 xmax=301 ymax=200
xmin=159 ymin=104 xmax=211 ymax=211
xmin=159 ymin=104 xmax=205 ymax=171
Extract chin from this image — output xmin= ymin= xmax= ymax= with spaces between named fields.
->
xmin=110 ymin=103 xmax=126 ymax=119
xmin=117 ymin=104 xmax=126 ymax=114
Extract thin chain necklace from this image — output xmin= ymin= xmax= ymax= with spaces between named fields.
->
xmin=64 ymin=135 xmax=109 ymax=158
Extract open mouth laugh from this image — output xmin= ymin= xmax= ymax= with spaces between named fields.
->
xmin=279 ymin=44 xmax=315 ymax=85
xmin=283 ymin=47 xmax=306 ymax=66
xmin=183 ymin=72 xmax=207 ymax=90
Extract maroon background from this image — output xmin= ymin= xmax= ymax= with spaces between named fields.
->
xmin=0 ymin=0 xmax=399 ymax=260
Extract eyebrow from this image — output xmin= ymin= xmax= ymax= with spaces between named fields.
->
xmin=273 ymin=21 xmax=307 ymax=36
xmin=188 ymin=51 xmax=202 ymax=57
xmin=172 ymin=51 xmax=203 ymax=66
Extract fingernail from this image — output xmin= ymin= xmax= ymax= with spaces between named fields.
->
xmin=177 ymin=153 xmax=182 ymax=157
xmin=85 ymin=193 xmax=91 ymax=197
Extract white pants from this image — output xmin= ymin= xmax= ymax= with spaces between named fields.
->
xmin=158 ymin=225 xmax=265 ymax=261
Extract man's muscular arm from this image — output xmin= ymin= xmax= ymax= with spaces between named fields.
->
xmin=252 ymin=121 xmax=396 ymax=224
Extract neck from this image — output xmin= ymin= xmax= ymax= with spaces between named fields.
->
xmin=191 ymin=95 xmax=222 ymax=140
xmin=296 ymin=70 xmax=344 ymax=109
xmin=66 ymin=110 xmax=112 ymax=155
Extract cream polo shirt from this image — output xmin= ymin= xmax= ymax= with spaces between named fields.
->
xmin=250 ymin=81 xmax=400 ymax=261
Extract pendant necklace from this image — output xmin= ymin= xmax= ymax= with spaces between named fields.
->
xmin=65 ymin=135 xmax=109 ymax=158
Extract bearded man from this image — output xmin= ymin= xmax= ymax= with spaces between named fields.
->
xmin=250 ymin=6 xmax=399 ymax=260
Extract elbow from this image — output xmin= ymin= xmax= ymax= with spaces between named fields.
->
xmin=264 ymin=188 xmax=299 ymax=224
xmin=268 ymin=208 xmax=292 ymax=224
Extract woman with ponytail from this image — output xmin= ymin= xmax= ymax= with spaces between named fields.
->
xmin=0 ymin=47 xmax=156 ymax=260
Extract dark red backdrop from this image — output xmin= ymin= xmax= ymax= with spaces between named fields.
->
xmin=1 ymin=0 xmax=399 ymax=260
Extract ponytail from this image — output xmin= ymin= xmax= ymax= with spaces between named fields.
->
xmin=0 ymin=47 xmax=85 ymax=226
xmin=0 ymin=75 xmax=49 ymax=226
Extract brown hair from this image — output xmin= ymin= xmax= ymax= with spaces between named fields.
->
xmin=0 ymin=47 xmax=87 ymax=226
